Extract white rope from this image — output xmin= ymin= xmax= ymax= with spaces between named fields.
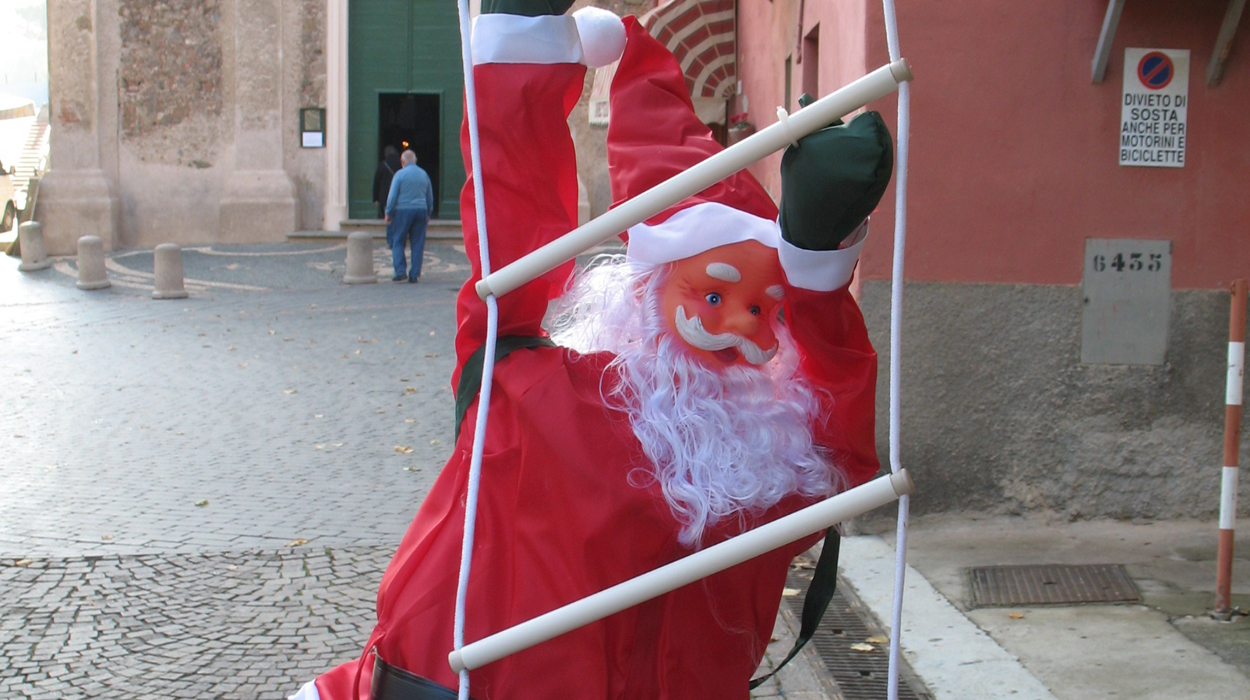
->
xmin=880 ymin=1 xmax=910 ymax=699
xmin=453 ymin=3 xmax=499 ymax=699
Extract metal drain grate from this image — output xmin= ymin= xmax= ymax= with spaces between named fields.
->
xmin=969 ymin=564 xmax=1141 ymax=607
xmin=785 ymin=567 xmax=931 ymax=700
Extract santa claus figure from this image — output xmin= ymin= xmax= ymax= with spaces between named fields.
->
xmin=293 ymin=2 xmax=891 ymax=699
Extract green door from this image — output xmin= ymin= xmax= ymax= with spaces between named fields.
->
xmin=349 ymin=0 xmax=464 ymax=220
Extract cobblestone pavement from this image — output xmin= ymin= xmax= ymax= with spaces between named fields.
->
xmin=0 ymin=242 xmax=824 ymax=699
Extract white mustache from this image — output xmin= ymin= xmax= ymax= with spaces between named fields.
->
xmin=674 ymin=306 xmax=778 ymax=365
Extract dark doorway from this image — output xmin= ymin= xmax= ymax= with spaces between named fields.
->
xmin=378 ymin=93 xmax=441 ymax=217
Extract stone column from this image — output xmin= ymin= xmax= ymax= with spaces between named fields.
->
xmin=39 ymin=0 xmax=120 ymax=255
xmin=219 ymin=0 xmax=296 ymax=243
xmin=322 ymin=0 xmax=348 ymax=231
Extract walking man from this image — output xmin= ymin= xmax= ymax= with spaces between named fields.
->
xmin=384 ymin=149 xmax=434 ymax=283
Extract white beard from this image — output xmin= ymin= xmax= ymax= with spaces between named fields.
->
xmin=548 ymin=256 xmax=841 ymax=547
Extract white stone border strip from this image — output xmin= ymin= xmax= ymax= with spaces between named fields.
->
xmin=838 ymin=535 xmax=1058 ymax=700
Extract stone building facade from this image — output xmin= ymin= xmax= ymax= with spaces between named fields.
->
xmin=37 ymin=0 xmax=714 ymax=254
xmin=42 ymin=0 xmax=328 ymax=253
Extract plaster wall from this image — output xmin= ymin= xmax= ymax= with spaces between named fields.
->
xmin=860 ymin=280 xmax=1240 ymax=521
xmin=735 ymin=0 xmax=1249 ymax=520
xmin=736 ymin=0 xmax=866 ymax=200
xmin=856 ymin=0 xmax=1250 ymax=290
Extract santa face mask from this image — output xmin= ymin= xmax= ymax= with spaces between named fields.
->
xmin=657 ymin=240 xmax=786 ymax=369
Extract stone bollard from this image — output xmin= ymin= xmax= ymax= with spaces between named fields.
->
xmin=17 ymin=222 xmax=51 ymax=271
xmin=152 ymin=243 xmax=189 ymax=299
xmin=343 ymin=230 xmax=377 ymax=284
xmin=76 ymin=235 xmax=111 ymax=290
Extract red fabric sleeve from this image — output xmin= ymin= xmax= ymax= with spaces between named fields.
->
xmin=784 ymin=284 xmax=881 ymax=488
xmin=453 ymin=62 xmax=587 ymax=388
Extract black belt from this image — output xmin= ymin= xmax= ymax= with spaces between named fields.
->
xmin=371 ymin=650 xmax=469 ymax=700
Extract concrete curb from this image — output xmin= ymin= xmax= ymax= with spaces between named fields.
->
xmin=838 ymin=535 xmax=1058 ymax=700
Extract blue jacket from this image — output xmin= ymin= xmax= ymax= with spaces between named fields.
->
xmin=385 ymin=164 xmax=434 ymax=217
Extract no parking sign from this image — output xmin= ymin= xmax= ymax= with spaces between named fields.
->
xmin=1120 ymin=48 xmax=1189 ymax=168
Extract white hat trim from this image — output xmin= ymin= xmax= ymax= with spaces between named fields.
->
xmin=471 ymin=10 xmax=624 ymax=68
xmin=472 ymin=14 xmax=584 ymax=65
xmin=777 ymin=220 xmax=868 ymax=292
xmin=626 ymin=202 xmax=781 ymax=266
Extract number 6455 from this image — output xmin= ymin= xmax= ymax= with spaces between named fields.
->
xmin=1092 ymin=252 xmax=1162 ymax=272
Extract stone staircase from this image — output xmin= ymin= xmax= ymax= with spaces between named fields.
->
xmin=289 ymin=218 xmax=463 ymax=241
xmin=13 ymin=105 xmax=49 ymax=218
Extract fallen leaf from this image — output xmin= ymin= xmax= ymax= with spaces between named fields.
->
xmin=429 ymin=331 xmax=436 ymax=337
xmin=781 ymin=588 xmax=801 ymax=597
xmin=866 ymin=635 xmax=889 ymax=644
xmin=425 ymin=353 xmax=439 ymax=358
xmin=430 ymin=439 xmax=440 ymax=445
xmin=332 ymin=443 xmax=343 ymax=448
xmin=314 ymin=414 xmax=323 ymax=419
xmin=850 ymin=643 xmax=875 ymax=653
xmin=405 ymin=387 xmax=416 ymax=394
xmin=101 ymin=535 xmax=113 ymax=541
xmin=226 ymin=565 xmax=237 ymax=571
xmin=396 ymin=445 xmax=414 ymax=454
xmin=284 ymin=388 xmax=297 ymax=395
xmin=358 ymin=337 xmax=377 ymax=344
xmin=286 ymin=538 xmax=308 ymax=547
xmin=12 ymin=559 xmax=32 ymax=567
xmin=1008 ymin=612 xmax=1025 ymax=620
xmin=195 ymin=499 xmax=209 ymax=507
xmin=405 ymin=418 xmax=416 ymax=424
xmin=770 ymin=634 xmax=780 ymax=642
xmin=269 ymin=330 xmax=275 ymax=335
xmin=314 ymin=444 xmax=326 ymax=450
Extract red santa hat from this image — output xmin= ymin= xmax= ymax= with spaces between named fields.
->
xmin=607 ymin=17 xmax=780 ymax=266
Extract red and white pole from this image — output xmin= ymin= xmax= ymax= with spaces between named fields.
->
xmin=1216 ymin=278 xmax=1247 ymax=615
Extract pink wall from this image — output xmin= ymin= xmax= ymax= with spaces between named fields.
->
xmin=740 ymin=0 xmax=1250 ymax=290
xmin=737 ymin=0 xmax=866 ymax=201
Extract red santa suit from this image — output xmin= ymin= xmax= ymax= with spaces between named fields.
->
xmin=302 ymin=11 xmax=879 ymax=700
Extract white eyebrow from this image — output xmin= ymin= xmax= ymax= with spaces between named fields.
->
xmin=765 ymin=285 xmax=785 ymax=300
xmin=705 ymin=262 xmax=741 ymax=283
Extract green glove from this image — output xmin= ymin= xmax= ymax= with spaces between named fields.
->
xmin=481 ymin=0 xmax=573 ymax=15
xmin=778 ymin=111 xmax=894 ymax=251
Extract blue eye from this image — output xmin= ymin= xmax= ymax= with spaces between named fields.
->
xmin=705 ymin=293 xmax=722 ymax=306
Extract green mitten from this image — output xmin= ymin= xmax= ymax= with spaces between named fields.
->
xmin=481 ymin=0 xmax=574 ymax=15
xmin=778 ymin=111 xmax=893 ymax=251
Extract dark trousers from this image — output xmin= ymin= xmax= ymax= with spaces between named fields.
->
xmin=387 ymin=208 xmax=430 ymax=280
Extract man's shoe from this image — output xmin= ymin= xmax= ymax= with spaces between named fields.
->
xmin=408 ymin=277 xmax=419 ymax=284
xmin=392 ymin=274 xmax=405 ymax=282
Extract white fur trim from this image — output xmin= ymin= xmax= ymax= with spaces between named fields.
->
xmin=778 ymin=221 xmax=868 ymax=292
xmin=626 ymin=202 xmax=780 ymax=265
xmin=288 ymin=679 xmax=321 ymax=700
xmin=471 ymin=14 xmax=584 ymax=65
xmin=573 ymin=7 xmax=626 ymax=68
